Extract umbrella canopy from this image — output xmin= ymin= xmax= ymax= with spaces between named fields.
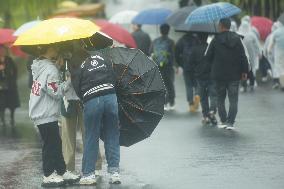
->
xmin=0 ymin=29 xmax=26 ymax=58
xmin=95 ymin=20 xmax=137 ymax=48
xmin=167 ymin=6 xmax=196 ymax=28
xmin=101 ymin=47 xmax=165 ymax=147
xmin=14 ymin=18 xmax=100 ymax=46
xmin=0 ymin=29 xmax=16 ymax=44
xmin=251 ymin=16 xmax=273 ymax=41
xmin=176 ymin=21 xmax=219 ymax=33
xmin=109 ymin=10 xmax=138 ymax=24
xmin=185 ymin=2 xmax=241 ymax=25
xmin=13 ymin=20 xmax=41 ymax=36
xmin=132 ymin=8 xmax=172 ymax=25
xmin=277 ymin=12 xmax=284 ymax=25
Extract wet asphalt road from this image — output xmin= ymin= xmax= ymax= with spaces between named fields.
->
xmin=0 ymin=74 xmax=284 ymax=189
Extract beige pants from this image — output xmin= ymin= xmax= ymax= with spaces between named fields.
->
xmin=61 ymin=101 xmax=102 ymax=171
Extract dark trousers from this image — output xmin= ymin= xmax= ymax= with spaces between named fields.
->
xmin=37 ymin=121 xmax=66 ymax=177
xmin=241 ymin=70 xmax=254 ymax=88
xmin=216 ymin=81 xmax=240 ymax=125
xmin=197 ymin=80 xmax=217 ymax=117
xmin=160 ymin=66 xmax=175 ymax=105
xmin=183 ymin=71 xmax=198 ymax=105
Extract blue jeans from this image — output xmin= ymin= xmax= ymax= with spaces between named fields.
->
xmin=183 ymin=71 xmax=198 ymax=105
xmin=216 ymin=81 xmax=240 ymax=125
xmin=82 ymin=94 xmax=120 ymax=176
xmin=197 ymin=80 xmax=217 ymax=117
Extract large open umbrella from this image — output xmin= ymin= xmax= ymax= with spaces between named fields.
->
xmin=132 ymin=8 xmax=172 ymax=25
xmin=94 ymin=20 xmax=137 ymax=48
xmin=0 ymin=29 xmax=26 ymax=57
xmin=14 ymin=18 xmax=100 ymax=46
xmin=185 ymin=2 xmax=241 ymax=25
xmin=251 ymin=16 xmax=273 ymax=41
xmin=109 ymin=10 xmax=138 ymax=24
xmin=101 ymin=47 xmax=165 ymax=147
xmin=166 ymin=6 xmax=196 ymax=28
xmin=0 ymin=29 xmax=16 ymax=44
xmin=13 ymin=20 xmax=41 ymax=36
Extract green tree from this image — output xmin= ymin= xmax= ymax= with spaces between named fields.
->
xmin=0 ymin=0 xmax=63 ymax=28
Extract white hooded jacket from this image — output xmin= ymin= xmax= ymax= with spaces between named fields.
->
xmin=29 ymin=58 xmax=70 ymax=126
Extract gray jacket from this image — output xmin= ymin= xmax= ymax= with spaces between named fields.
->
xmin=29 ymin=58 xmax=70 ymax=126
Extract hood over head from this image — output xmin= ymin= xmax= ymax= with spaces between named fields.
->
xmin=31 ymin=58 xmax=54 ymax=80
xmin=216 ymin=31 xmax=242 ymax=48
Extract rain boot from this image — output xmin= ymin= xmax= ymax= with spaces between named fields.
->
xmin=193 ymin=95 xmax=200 ymax=110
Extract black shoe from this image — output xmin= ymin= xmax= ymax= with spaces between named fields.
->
xmin=208 ymin=112 xmax=217 ymax=126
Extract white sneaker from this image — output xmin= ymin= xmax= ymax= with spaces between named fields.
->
xmin=109 ymin=172 xmax=121 ymax=184
xmin=168 ymin=104 xmax=175 ymax=111
xmin=79 ymin=174 xmax=96 ymax=185
xmin=42 ymin=172 xmax=65 ymax=187
xmin=164 ymin=104 xmax=169 ymax=111
xmin=217 ymin=123 xmax=227 ymax=129
xmin=62 ymin=170 xmax=80 ymax=184
xmin=226 ymin=125 xmax=235 ymax=130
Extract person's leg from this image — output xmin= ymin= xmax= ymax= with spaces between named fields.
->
xmin=49 ymin=121 xmax=66 ymax=176
xmin=61 ymin=115 xmax=77 ymax=172
xmin=10 ymin=108 xmax=15 ymax=127
xmin=227 ymin=81 xmax=240 ymax=126
xmin=102 ymin=94 xmax=120 ymax=174
xmin=38 ymin=122 xmax=65 ymax=177
xmin=0 ymin=109 xmax=5 ymax=127
xmin=82 ymin=97 xmax=102 ymax=176
xmin=193 ymin=78 xmax=200 ymax=110
xmin=197 ymin=80 xmax=209 ymax=117
xmin=183 ymin=71 xmax=194 ymax=105
xmin=79 ymin=102 xmax=103 ymax=173
xmin=216 ymin=81 xmax=228 ymax=123
xmin=208 ymin=80 xmax=217 ymax=114
xmin=166 ymin=66 xmax=176 ymax=107
xmin=249 ymin=71 xmax=255 ymax=91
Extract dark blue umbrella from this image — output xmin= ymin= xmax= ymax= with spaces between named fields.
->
xmin=132 ymin=8 xmax=172 ymax=25
xmin=185 ymin=2 xmax=241 ymax=25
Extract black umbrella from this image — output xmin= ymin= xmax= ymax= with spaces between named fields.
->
xmin=175 ymin=21 xmax=219 ymax=34
xmin=166 ymin=6 xmax=197 ymax=28
xmin=102 ymin=47 xmax=166 ymax=147
xmin=278 ymin=12 xmax=284 ymax=25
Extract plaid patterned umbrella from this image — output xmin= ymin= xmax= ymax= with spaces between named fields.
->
xmin=185 ymin=2 xmax=241 ymax=25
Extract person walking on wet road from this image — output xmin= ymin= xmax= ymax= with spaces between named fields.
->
xmin=189 ymin=33 xmax=217 ymax=125
xmin=71 ymin=47 xmax=121 ymax=185
xmin=150 ymin=23 xmax=176 ymax=110
xmin=206 ymin=18 xmax=249 ymax=130
xmin=175 ymin=33 xmax=200 ymax=113
xmin=29 ymin=44 xmax=80 ymax=187
xmin=0 ymin=45 xmax=20 ymax=127
xmin=61 ymin=49 xmax=103 ymax=178
xmin=131 ymin=24 xmax=151 ymax=56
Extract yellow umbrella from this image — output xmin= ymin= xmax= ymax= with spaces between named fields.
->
xmin=14 ymin=18 xmax=100 ymax=45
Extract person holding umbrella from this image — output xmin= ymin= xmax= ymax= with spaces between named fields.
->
xmin=29 ymin=44 xmax=81 ymax=187
xmin=70 ymin=43 xmax=121 ymax=185
xmin=188 ymin=33 xmax=217 ymax=125
xmin=205 ymin=18 xmax=249 ymax=130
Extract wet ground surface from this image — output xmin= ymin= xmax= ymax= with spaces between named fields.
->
xmin=1 ymin=74 xmax=284 ymax=189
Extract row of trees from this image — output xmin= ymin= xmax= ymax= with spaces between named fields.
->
xmin=0 ymin=0 xmax=93 ymax=28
